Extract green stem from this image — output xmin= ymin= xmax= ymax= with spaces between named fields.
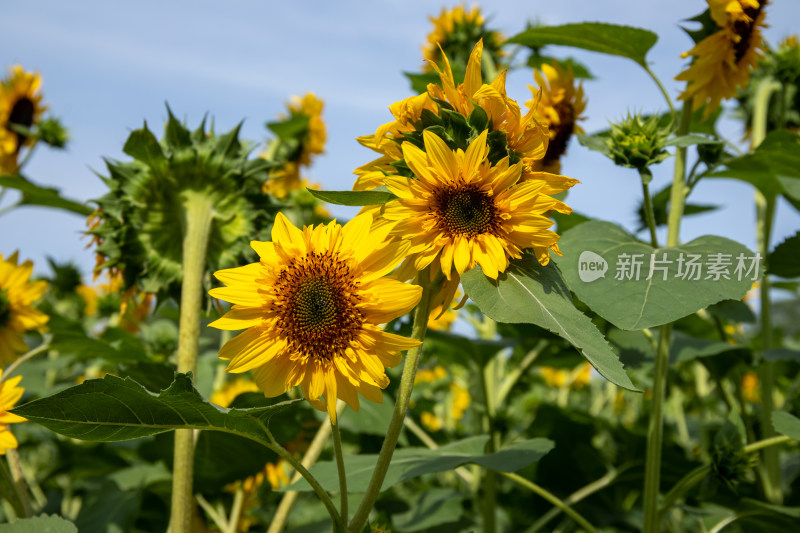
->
xmin=658 ymin=435 xmax=792 ymax=523
xmin=642 ymin=325 xmax=672 ymax=533
xmin=0 ymin=336 xmax=51 ymax=383
xmin=480 ymin=356 xmax=499 ymax=533
xmin=331 ymin=419 xmax=348 ymax=527
xmin=5 ymin=449 xmax=32 ymax=518
xmin=666 ymin=98 xmax=693 ymax=248
xmin=644 ymin=65 xmax=677 ymax=126
xmin=169 ymin=192 xmax=214 ymax=533
xmin=640 ymin=174 xmax=659 ymax=248
xmin=752 ymin=76 xmax=782 ymax=505
xmin=348 ymin=272 xmax=435 ymax=533
xmin=496 ymin=341 xmax=546 ymax=406
xmin=500 ymin=472 xmax=598 ymax=533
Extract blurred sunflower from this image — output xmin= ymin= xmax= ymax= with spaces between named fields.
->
xmin=0 ymin=375 xmax=26 ymax=454
xmin=208 ymin=213 xmax=422 ymax=423
xmin=528 ymin=61 xmax=587 ymax=173
xmin=0 ymin=252 xmax=48 ymax=366
xmin=423 ymin=4 xmax=504 ymax=73
xmin=381 ymin=130 xmax=569 ymax=308
xmin=263 ymin=93 xmax=326 ymax=198
xmin=0 ymin=65 xmax=46 ymax=175
xmin=677 ymin=0 xmax=768 ymax=116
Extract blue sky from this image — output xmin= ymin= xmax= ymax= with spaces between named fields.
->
xmin=2 ymin=0 xmax=799 ymax=279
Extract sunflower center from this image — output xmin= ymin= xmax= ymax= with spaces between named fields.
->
xmin=273 ymin=252 xmax=363 ymax=361
xmin=732 ymin=3 xmax=765 ymax=63
xmin=434 ymin=183 xmax=499 ymax=238
xmin=8 ymin=97 xmax=35 ymax=144
xmin=0 ymin=289 xmax=11 ymax=328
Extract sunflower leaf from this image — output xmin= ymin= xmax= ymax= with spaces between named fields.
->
xmin=286 ymin=436 xmax=554 ymax=492
xmin=0 ymin=515 xmax=78 ymax=533
xmin=12 ymin=373 xmax=300 ymax=445
xmin=461 ymin=259 xmax=638 ymax=391
xmin=507 ymin=23 xmax=658 ymax=68
xmin=552 ymin=221 xmax=761 ymax=330
xmin=772 ymin=411 xmax=800 ymax=440
xmin=768 ymin=231 xmax=800 ymax=278
xmin=0 ymin=175 xmax=92 ymax=216
xmin=306 ymin=188 xmax=397 ymax=206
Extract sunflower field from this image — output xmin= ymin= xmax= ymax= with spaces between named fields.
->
xmin=3 ymin=1 xmax=800 ymax=532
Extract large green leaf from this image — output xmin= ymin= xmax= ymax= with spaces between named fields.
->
xmin=706 ymin=130 xmax=800 ymax=200
xmin=289 ymin=436 xmax=553 ymax=492
xmin=773 ymin=411 xmax=800 ymax=440
xmin=0 ymin=175 xmax=92 ymax=216
xmin=508 ymin=23 xmax=658 ymax=67
xmin=769 ymin=231 xmax=800 ymax=278
xmin=462 ymin=259 xmax=637 ymax=390
xmin=306 ymin=188 xmax=397 ymax=206
xmin=392 ymin=488 xmax=464 ymax=531
xmin=0 ymin=515 xmax=77 ymax=533
xmin=553 ymin=221 xmax=760 ymax=330
xmin=12 ymin=373 xmax=299 ymax=445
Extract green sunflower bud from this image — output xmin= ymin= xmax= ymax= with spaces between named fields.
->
xmin=36 ymin=117 xmax=70 ymax=148
xmin=607 ymin=114 xmax=671 ymax=172
xmin=710 ymin=417 xmax=755 ymax=490
xmin=88 ymin=106 xmax=278 ymax=300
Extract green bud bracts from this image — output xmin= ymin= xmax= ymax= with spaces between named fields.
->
xmin=607 ymin=114 xmax=671 ymax=171
xmin=88 ymin=107 xmax=278 ymax=299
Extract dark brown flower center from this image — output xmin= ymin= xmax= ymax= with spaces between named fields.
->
xmin=0 ymin=289 xmax=11 ymax=328
xmin=543 ymin=102 xmax=576 ymax=165
xmin=733 ymin=2 xmax=765 ymax=63
xmin=8 ymin=97 xmax=35 ymax=145
xmin=273 ymin=252 xmax=363 ymax=361
xmin=433 ymin=182 xmax=500 ymax=238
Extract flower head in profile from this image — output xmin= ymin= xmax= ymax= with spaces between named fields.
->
xmin=0 ymin=65 xmax=47 ymax=175
xmin=208 ymin=213 xmax=423 ymax=423
xmin=264 ymin=93 xmax=326 ymax=198
xmin=0 ymin=375 xmax=27 ymax=454
xmin=677 ymin=0 xmax=768 ymax=116
xmin=423 ymin=4 xmax=504 ymax=73
xmin=0 ymin=252 xmax=49 ymax=366
xmin=528 ymin=61 xmax=587 ymax=173
xmin=381 ymin=130 xmax=569 ymax=307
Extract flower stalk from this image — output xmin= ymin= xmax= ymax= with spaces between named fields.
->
xmin=169 ymin=191 xmax=215 ymax=533
xmin=348 ymin=270 xmax=436 ymax=533
xmin=331 ymin=418 xmax=348 ymax=526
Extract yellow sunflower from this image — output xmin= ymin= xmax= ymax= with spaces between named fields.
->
xmin=0 ymin=375 xmax=26 ymax=454
xmin=677 ymin=0 xmax=767 ymax=116
xmin=381 ymin=130 xmax=570 ymax=308
xmin=208 ymin=213 xmax=422 ymax=423
xmin=423 ymin=4 xmax=504 ymax=73
xmin=0 ymin=65 xmax=47 ymax=175
xmin=290 ymin=93 xmax=326 ymax=167
xmin=0 ymin=252 xmax=49 ymax=366
xmin=528 ymin=61 xmax=587 ymax=174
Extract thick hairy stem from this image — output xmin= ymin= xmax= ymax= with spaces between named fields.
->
xmin=169 ymin=192 xmax=214 ymax=533
xmin=331 ymin=419 xmax=348 ymax=526
xmin=348 ymin=274 xmax=434 ymax=533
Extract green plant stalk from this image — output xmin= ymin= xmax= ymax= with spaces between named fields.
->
xmin=644 ymin=65 xmax=677 ymax=125
xmin=348 ymin=272 xmax=435 ymax=533
xmin=480 ymin=356 xmax=499 ymax=533
xmin=331 ymin=419 xmax=348 ymax=526
xmin=0 ymin=458 xmax=27 ymax=519
xmin=5 ymin=450 xmax=31 ymax=518
xmin=500 ymin=472 xmax=598 ymax=533
xmin=666 ymin=98 xmax=693 ymax=248
xmin=752 ymin=76 xmax=782 ymax=505
xmin=266 ymin=403 xmax=343 ymax=533
xmin=640 ymin=174 xmax=659 ymax=248
xmin=658 ymin=435 xmax=792 ymax=522
xmin=169 ymin=192 xmax=214 ymax=533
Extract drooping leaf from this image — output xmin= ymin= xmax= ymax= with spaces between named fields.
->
xmin=392 ymin=488 xmax=464 ymax=531
xmin=288 ymin=436 xmax=554 ymax=492
xmin=508 ymin=23 xmax=658 ymax=67
xmin=306 ymin=188 xmax=397 ymax=206
xmin=664 ymin=134 xmax=721 ymax=147
xmin=553 ymin=221 xmax=761 ymax=330
xmin=0 ymin=176 xmax=92 ymax=216
xmin=526 ymin=55 xmax=594 ymax=79
xmin=461 ymin=259 xmax=637 ymax=390
xmin=773 ymin=411 xmax=800 ymax=440
xmin=12 ymin=373 xmax=300 ymax=445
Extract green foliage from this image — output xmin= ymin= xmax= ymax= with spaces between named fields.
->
xmin=768 ymin=231 xmax=800 ymax=277
xmin=508 ymin=22 xmax=658 ymax=67
xmin=0 ymin=175 xmax=91 ymax=216
xmin=0 ymin=515 xmax=78 ymax=533
xmin=306 ymin=188 xmax=396 ymax=206
xmin=555 ymin=221 xmax=760 ymax=330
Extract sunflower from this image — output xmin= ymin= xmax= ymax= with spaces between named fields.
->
xmin=0 ymin=375 xmax=26 ymax=454
xmin=528 ymin=61 xmax=587 ymax=173
xmin=677 ymin=0 xmax=768 ymax=116
xmin=380 ymin=130 xmax=569 ymax=308
xmin=0 ymin=252 xmax=49 ymax=366
xmin=208 ymin=213 xmax=422 ymax=423
xmin=0 ymin=65 xmax=46 ymax=175
xmin=423 ymin=4 xmax=504 ymax=73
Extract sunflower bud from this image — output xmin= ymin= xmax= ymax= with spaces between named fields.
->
xmin=607 ymin=114 xmax=671 ymax=172
xmin=36 ymin=117 xmax=69 ymax=148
